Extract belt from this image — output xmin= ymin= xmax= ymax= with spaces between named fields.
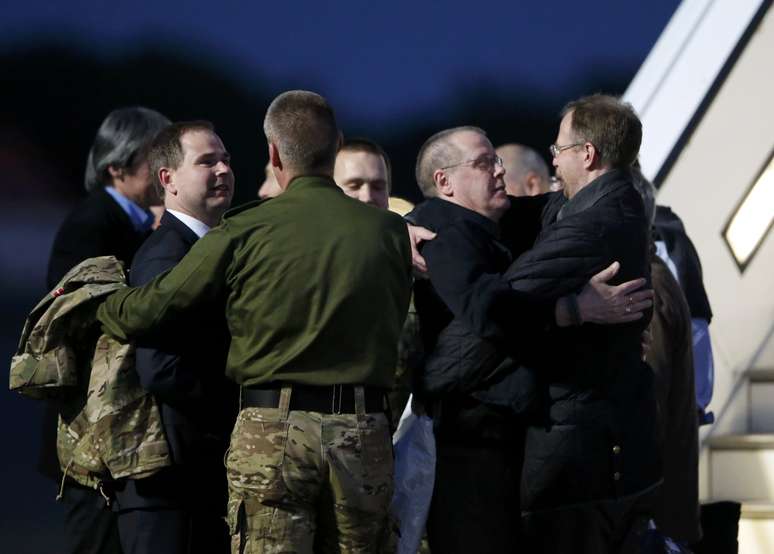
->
xmin=241 ymin=384 xmax=387 ymax=414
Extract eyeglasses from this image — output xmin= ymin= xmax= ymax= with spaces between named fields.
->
xmin=549 ymin=142 xmax=584 ymax=157
xmin=441 ymin=154 xmax=503 ymax=172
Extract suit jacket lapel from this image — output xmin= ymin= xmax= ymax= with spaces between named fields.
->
xmin=160 ymin=211 xmax=200 ymax=247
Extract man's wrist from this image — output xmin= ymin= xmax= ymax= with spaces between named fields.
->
xmin=566 ymin=293 xmax=582 ymax=326
xmin=555 ymin=294 xmax=582 ymax=328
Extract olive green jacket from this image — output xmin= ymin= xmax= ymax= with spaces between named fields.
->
xmin=99 ymin=176 xmax=412 ymax=388
xmin=10 ymin=256 xmax=170 ymax=489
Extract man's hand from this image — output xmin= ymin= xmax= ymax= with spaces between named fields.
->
xmin=407 ymin=224 xmax=436 ymax=278
xmin=577 ymin=261 xmax=653 ymax=324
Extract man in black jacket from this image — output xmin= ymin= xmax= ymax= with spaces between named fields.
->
xmin=410 ymin=119 xmax=655 ymax=553
xmin=45 ymin=106 xmax=170 ymax=554
xmin=513 ymin=95 xmax=659 ymax=553
xmin=111 ymin=121 xmax=236 ymax=554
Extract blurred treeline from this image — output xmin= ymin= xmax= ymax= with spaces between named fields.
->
xmin=0 ymin=43 xmax=635 ymax=207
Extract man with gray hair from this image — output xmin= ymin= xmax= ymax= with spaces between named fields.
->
xmin=496 ymin=142 xmax=551 ymax=197
xmin=48 ymin=107 xmax=171 ymax=288
xmin=96 ymin=90 xmax=412 ymax=553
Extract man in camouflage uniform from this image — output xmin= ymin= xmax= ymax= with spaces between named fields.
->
xmin=97 ymin=90 xmax=412 ymax=553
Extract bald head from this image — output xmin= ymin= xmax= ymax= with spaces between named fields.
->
xmin=496 ymin=143 xmax=550 ymax=197
xmin=415 ymin=125 xmax=486 ymax=198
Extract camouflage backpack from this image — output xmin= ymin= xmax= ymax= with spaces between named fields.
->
xmin=10 ymin=256 xmax=171 ymax=492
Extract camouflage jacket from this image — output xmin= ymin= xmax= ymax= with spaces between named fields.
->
xmin=10 ymin=256 xmax=171 ymax=489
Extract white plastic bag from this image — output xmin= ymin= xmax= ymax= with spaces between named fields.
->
xmin=390 ymin=395 xmax=436 ymax=554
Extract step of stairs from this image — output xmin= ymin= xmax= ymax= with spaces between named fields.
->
xmin=749 ymin=369 xmax=774 ymax=433
xmin=739 ymin=502 xmax=774 ymax=554
xmin=707 ymin=434 xmax=774 ymax=501
xmin=703 ymin=364 xmax=774 ymax=552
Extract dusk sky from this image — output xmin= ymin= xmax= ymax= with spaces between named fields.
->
xmin=1 ymin=1 xmax=680 ymax=126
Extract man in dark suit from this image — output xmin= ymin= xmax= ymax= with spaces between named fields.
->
xmin=111 ymin=121 xmax=236 ymax=554
xmin=45 ymin=106 xmax=170 ymax=554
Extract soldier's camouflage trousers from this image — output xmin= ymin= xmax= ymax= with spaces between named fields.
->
xmin=226 ymin=386 xmax=395 ymax=553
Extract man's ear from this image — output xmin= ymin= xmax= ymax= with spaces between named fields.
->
xmin=269 ymin=143 xmax=283 ymax=170
xmin=525 ymin=173 xmax=541 ymax=196
xmin=158 ymin=167 xmax=176 ymax=195
xmin=433 ymin=169 xmax=453 ymax=197
xmin=107 ymin=165 xmax=124 ymax=182
xmin=583 ymin=142 xmax=598 ymax=170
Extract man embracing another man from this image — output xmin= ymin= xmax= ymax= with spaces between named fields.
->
xmin=412 ymin=94 xmax=660 ymax=554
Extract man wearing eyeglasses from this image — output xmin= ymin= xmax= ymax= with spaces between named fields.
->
xmin=511 ymin=94 xmax=659 ymax=554
xmin=408 ymin=123 xmax=653 ymax=553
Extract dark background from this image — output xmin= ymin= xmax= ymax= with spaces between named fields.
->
xmin=0 ymin=1 xmax=678 ymax=550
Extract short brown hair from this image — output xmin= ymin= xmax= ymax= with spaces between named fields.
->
xmin=561 ymin=94 xmax=641 ymax=169
xmin=415 ymin=125 xmax=486 ymax=198
xmin=147 ymin=120 xmax=215 ymax=197
xmin=263 ymin=90 xmax=339 ymax=174
xmin=339 ymin=137 xmax=392 ymax=191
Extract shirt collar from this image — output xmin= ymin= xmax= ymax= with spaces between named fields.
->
xmin=104 ymin=186 xmax=154 ymax=232
xmin=165 ymin=209 xmax=211 ymax=238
